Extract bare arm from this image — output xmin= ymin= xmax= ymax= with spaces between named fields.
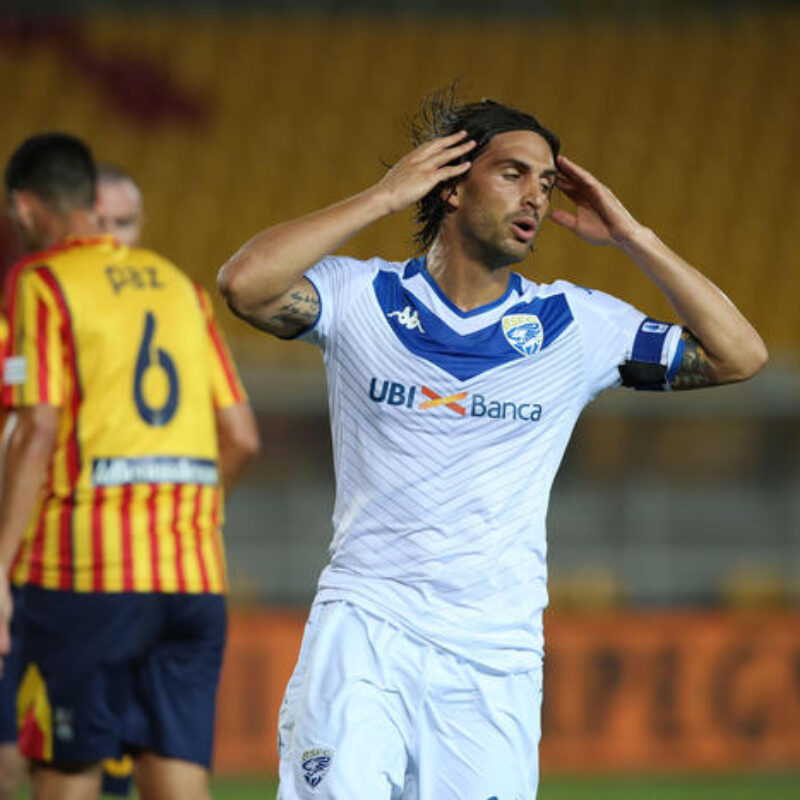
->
xmin=215 ymin=401 xmax=260 ymax=491
xmin=0 ymin=406 xmax=59 ymax=569
xmin=0 ymin=415 xmax=18 ymax=663
xmin=217 ymin=131 xmax=476 ymax=337
xmin=551 ymin=155 xmax=768 ymax=388
xmin=0 ymin=564 xmax=10 ymax=665
xmin=0 ymin=406 xmax=59 ymax=664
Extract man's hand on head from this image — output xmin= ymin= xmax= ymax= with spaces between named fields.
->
xmin=373 ymin=131 xmax=476 ymax=215
xmin=550 ymin=155 xmax=641 ymax=246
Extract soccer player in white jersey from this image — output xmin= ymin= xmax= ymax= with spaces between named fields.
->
xmin=218 ymin=96 xmax=767 ymax=799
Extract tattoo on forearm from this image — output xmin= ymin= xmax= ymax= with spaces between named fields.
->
xmin=670 ymin=330 xmax=718 ymax=390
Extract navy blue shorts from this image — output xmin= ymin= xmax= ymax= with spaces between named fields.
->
xmin=16 ymin=587 xmax=226 ymax=769
xmin=0 ymin=587 xmax=23 ymax=743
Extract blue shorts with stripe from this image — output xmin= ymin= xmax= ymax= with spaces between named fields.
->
xmin=16 ymin=586 xmax=226 ymax=768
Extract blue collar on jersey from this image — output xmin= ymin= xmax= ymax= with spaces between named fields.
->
xmin=403 ymin=257 xmax=524 ymax=318
xmin=373 ymin=261 xmax=573 ymax=382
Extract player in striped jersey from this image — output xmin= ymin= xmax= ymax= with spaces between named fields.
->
xmin=95 ymin=163 xmax=144 ymax=798
xmin=0 ymin=163 xmax=146 ymax=800
xmin=0 ymin=133 xmax=259 ymax=800
xmin=0 ymin=313 xmax=25 ymax=800
xmin=0 ymin=163 xmax=145 ymax=800
xmin=220 ymin=95 xmax=766 ymax=800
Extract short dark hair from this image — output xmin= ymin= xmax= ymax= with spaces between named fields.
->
xmin=409 ymin=90 xmax=560 ymax=250
xmin=4 ymin=132 xmax=96 ymax=212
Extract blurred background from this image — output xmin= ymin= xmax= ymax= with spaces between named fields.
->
xmin=1 ymin=0 xmax=799 ymax=797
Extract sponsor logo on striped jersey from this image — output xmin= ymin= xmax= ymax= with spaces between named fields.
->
xmin=368 ymin=378 xmax=542 ymax=422
xmin=92 ymin=456 xmax=218 ymax=486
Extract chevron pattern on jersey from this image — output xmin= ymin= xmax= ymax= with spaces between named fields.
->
xmin=301 ymin=255 xmax=680 ymax=672
xmin=373 ymin=264 xmax=574 ymax=381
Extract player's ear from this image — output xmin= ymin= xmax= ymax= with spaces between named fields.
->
xmin=440 ymin=180 xmax=461 ymax=210
xmin=7 ymin=190 xmax=34 ymax=228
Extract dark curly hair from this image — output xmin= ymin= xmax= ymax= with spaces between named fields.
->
xmin=408 ymin=88 xmax=560 ymax=251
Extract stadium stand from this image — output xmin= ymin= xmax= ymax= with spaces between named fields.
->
xmin=1 ymin=9 xmax=798 ymax=357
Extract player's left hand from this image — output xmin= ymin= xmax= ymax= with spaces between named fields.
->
xmin=550 ymin=155 xmax=641 ymax=246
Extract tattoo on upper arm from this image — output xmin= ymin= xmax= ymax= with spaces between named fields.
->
xmin=235 ymin=281 xmax=320 ymax=338
xmin=262 ymin=286 xmax=320 ymax=337
xmin=277 ymin=288 xmax=320 ymax=324
xmin=670 ymin=330 xmax=718 ymax=390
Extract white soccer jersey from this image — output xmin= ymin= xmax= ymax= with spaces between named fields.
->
xmin=300 ymin=255 xmax=683 ymax=673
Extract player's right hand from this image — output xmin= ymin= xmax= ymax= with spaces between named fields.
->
xmin=374 ymin=131 xmax=476 ymax=214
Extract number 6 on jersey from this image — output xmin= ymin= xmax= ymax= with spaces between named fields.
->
xmin=134 ymin=311 xmax=179 ymax=426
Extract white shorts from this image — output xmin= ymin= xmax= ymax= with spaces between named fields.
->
xmin=277 ymin=600 xmax=543 ymax=800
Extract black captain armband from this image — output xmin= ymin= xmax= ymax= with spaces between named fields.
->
xmin=619 ymin=360 xmax=668 ymax=388
xmin=618 ymin=317 xmax=677 ymax=391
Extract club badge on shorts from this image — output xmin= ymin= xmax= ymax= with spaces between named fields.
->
xmin=301 ymin=747 xmax=334 ymax=789
xmin=502 ymin=314 xmax=544 ymax=357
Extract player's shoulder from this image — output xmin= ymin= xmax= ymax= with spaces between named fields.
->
xmin=41 ymin=236 xmax=122 ymax=270
xmin=121 ymin=244 xmax=184 ymax=273
xmin=343 ymin=254 xmax=406 ymax=272
xmin=314 ymin=253 xmax=403 ymax=276
xmin=8 ymin=237 xmax=178 ymax=282
xmin=306 ymin=254 xmax=405 ymax=299
xmin=533 ymin=278 xmax=633 ymax=318
xmin=531 ymin=277 xmax=597 ymax=300
xmin=119 ymin=245 xmax=202 ymax=291
xmin=511 ymin=274 xmax=583 ymax=299
xmin=3 ymin=238 xmax=101 ymax=284
xmin=1 ymin=242 xmax=83 ymax=300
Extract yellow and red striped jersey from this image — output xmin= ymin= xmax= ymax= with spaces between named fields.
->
xmin=2 ymin=236 xmax=246 ymax=594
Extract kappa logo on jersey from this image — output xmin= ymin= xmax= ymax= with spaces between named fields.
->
xmin=387 ymin=306 xmax=425 ymax=332
xmin=368 ymin=378 xmax=542 ymax=423
xmin=300 ymin=747 xmax=333 ymax=789
xmin=502 ymin=314 xmax=543 ymax=357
